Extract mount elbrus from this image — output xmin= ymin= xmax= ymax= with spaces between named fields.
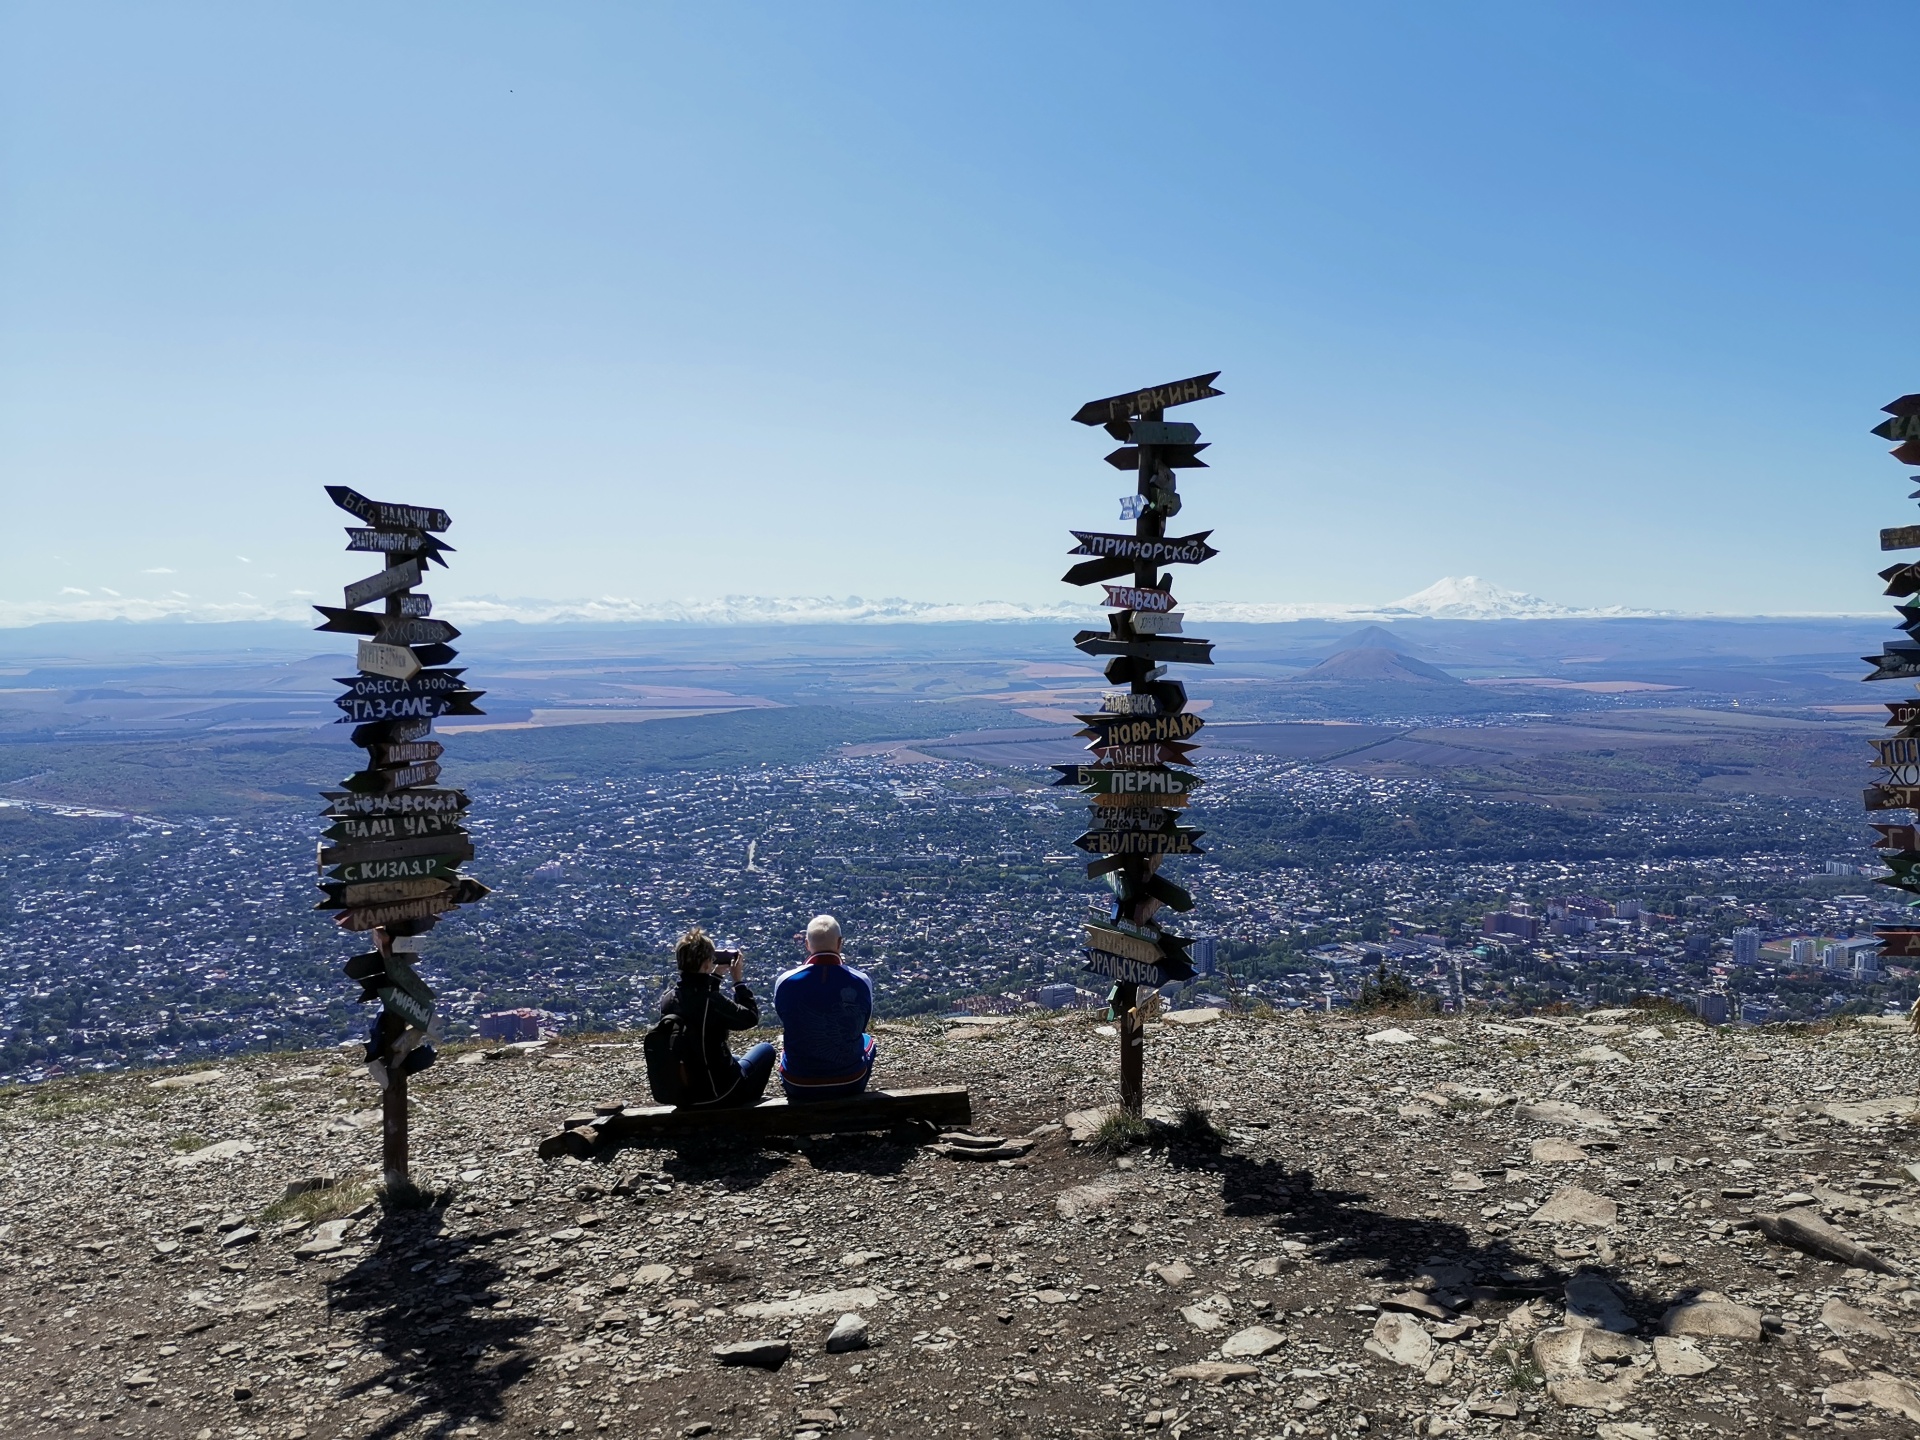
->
xmin=314 ymin=485 xmax=490 ymax=1184
xmin=1056 ymin=372 xmax=1223 ymax=1116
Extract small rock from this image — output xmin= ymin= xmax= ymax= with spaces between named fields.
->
xmin=1180 ymin=1305 xmax=1226 ymax=1333
xmin=1662 ymin=1292 xmax=1763 ymax=1341
xmin=1056 ymin=1176 xmax=1132 ymax=1219
xmin=1564 ymin=1273 xmax=1635 ymax=1333
xmin=1381 ymin=1290 xmax=1450 ymax=1321
xmin=1530 ymin=1138 xmax=1589 ymax=1164
xmin=1547 ymin=1370 xmax=1639 ymax=1410
xmin=1152 ymin=1261 xmax=1194 ymax=1287
xmin=1422 ymin=1352 xmax=1455 ymax=1386
xmin=170 ymin=1139 xmax=255 ymax=1169
xmin=1165 ymin=1360 xmax=1258 ymax=1384
xmin=1364 ymin=1028 xmax=1420 ymax=1045
xmin=1821 ymin=1297 xmax=1893 ymax=1342
xmin=1756 ymin=1210 xmax=1906 ymax=1276
xmin=293 ymin=1220 xmax=352 ymax=1259
xmin=736 ymin=1287 xmax=887 ymax=1320
xmin=1364 ymin=1312 xmax=1434 ymax=1370
xmin=1596 ymin=1425 xmax=1659 ymax=1440
xmin=1162 ymin=1007 xmax=1222 ymax=1026
xmin=1219 ymin=1325 xmax=1284 ymax=1359
xmin=1466 ymin=1394 xmax=1519 ymax=1419
xmin=149 ymin=1070 xmax=226 ymax=1091
xmin=1443 ymin=1172 xmax=1488 ymax=1192
xmin=1653 ymin=1334 xmax=1717 ymax=1376
xmin=1824 ymin=1371 xmax=1920 ymax=1423
xmin=712 ymin=1339 xmax=790 ymax=1370
xmin=1571 ymin=1045 xmax=1630 ymax=1065
xmin=825 ymin=1313 xmax=869 ymax=1353
xmin=1529 ymin=1186 xmax=1618 ymax=1229
xmin=218 ymin=1227 xmax=259 ymax=1250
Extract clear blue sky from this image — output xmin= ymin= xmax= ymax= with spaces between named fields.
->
xmin=1 ymin=2 xmax=1912 ymax=622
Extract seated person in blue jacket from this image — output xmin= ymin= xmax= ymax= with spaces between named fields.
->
xmin=773 ymin=913 xmax=876 ymax=1102
xmin=661 ymin=928 xmax=776 ymax=1108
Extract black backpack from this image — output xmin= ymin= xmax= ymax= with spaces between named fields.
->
xmin=642 ymin=1011 xmax=691 ymax=1105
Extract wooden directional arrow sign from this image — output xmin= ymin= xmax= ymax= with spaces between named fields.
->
xmin=1872 ymin=415 xmax=1920 ymax=442
xmin=1886 ymin=395 xmax=1920 ymax=417
xmin=1882 ymin=526 xmax=1920 ymax=552
xmin=352 ymin=717 xmax=433 ymax=748
xmin=1871 ymin=823 xmax=1920 ymax=851
xmin=1872 ymin=738 xmax=1920 ymax=768
xmin=1075 ymin=828 xmax=1204 ymax=856
xmin=319 ymin=877 xmax=454 ymax=909
xmin=1893 ymin=441 xmax=1920 ymax=466
xmin=1887 ymin=702 xmax=1920 ymax=730
xmin=1102 ymin=584 xmax=1176 ymax=613
xmin=1068 ymin=531 xmax=1218 ymax=565
xmin=1077 ymin=711 xmax=1205 ymax=746
xmin=1128 ymin=420 xmax=1201 ymax=445
xmin=1083 ymin=923 xmax=1171 ymax=968
xmin=326 ymin=810 xmax=467 ymax=844
xmin=314 ymin=606 xmax=384 ymax=636
xmin=343 ymin=559 xmax=423 ymax=610
xmin=338 ymin=761 xmax=442 ymax=793
xmin=1091 ymin=740 xmax=1197 ymax=767
xmin=320 ymin=834 xmax=476 ymax=868
xmin=1105 ymin=444 xmax=1209 ymax=470
xmin=1072 ymin=372 xmax=1223 ymax=426
xmin=1875 ymin=928 xmax=1920 ymax=958
xmin=1125 ymin=611 xmax=1183 ymax=636
xmin=335 ymin=690 xmax=482 ymax=724
xmin=328 ymin=853 xmax=460 ymax=884
xmin=368 ymin=740 xmax=444 ymax=767
xmin=1864 ymin=650 xmax=1920 ymax=681
xmin=374 ymin=618 xmax=460 ymax=647
xmin=1053 ymin=764 xmax=1204 ymax=798
xmin=327 ymin=485 xmax=452 ymax=533
xmin=322 ymin=787 xmax=469 ymax=818
xmin=1083 ymin=948 xmax=1191 ymax=988
xmin=1883 ymin=562 xmax=1920 ymax=597
xmin=1865 ymin=785 xmax=1920 ymax=812
xmin=336 ymin=669 xmax=466 ymax=697
xmin=1073 ymin=631 xmax=1214 ymax=666
xmin=346 ymin=528 xmax=453 ymax=558
xmin=357 ymin=641 xmax=422 ymax=680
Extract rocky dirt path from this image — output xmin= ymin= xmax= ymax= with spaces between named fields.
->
xmin=4 ymin=1008 xmax=1920 ymax=1440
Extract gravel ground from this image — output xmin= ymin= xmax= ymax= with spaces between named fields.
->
xmin=5 ymin=1007 xmax=1920 ymax=1440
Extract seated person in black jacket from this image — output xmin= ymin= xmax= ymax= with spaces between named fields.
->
xmin=660 ymin=927 xmax=775 ymax=1108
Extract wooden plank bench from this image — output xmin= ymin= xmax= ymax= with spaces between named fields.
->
xmin=538 ymin=1085 xmax=972 ymax=1158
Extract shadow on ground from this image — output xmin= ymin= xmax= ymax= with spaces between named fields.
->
xmin=325 ymin=1193 xmax=540 ymax=1440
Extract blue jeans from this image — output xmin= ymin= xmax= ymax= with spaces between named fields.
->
xmin=708 ymin=1042 xmax=776 ymax=1109
xmin=781 ymin=1036 xmax=876 ymax=1104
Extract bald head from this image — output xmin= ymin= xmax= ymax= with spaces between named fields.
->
xmin=806 ymin=914 xmax=843 ymax=954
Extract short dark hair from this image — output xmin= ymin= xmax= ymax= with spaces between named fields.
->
xmin=675 ymin=927 xmax=715 ymax=979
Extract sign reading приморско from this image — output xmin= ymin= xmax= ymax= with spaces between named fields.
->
xmin=1068 ymin=530 xmax=1218 ymax=565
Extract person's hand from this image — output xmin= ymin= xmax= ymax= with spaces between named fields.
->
xmin=730 ymin=952 xmax=746 ymax=986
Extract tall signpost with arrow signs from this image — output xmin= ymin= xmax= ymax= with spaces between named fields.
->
xmin=317 ymin=486 xmax=490 ymax=1190
xmin=1060 ymin=372 xmax=1223 ymax=1115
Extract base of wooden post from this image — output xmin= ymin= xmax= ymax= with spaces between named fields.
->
xmin=1119 ymin=989 xmax=1145 ymax=1116
xmin=381 ymin=1066 xmax=409 ymax=1189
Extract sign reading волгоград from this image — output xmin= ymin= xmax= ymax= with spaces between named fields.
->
xmin=1054 ymin=373 xmax=1224 ymax=1116
xmin=315 ymin=485 xmax=490 ymax=1188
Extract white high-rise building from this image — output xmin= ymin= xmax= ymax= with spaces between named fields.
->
xmin=1732 ymin=928 xmax=1762 ymax=966
xmin=1789 ymin=938 xmax=1815 ymax=967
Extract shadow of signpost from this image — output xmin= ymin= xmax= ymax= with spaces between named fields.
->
xmin=324 ymin=1195 xmax=541 ymax=1440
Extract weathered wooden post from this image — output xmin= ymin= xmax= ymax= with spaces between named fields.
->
xmin=315 ymin=487 xmax=489 ymax=1190
xmin=1056 ymin=373 xmax=1223 ymax=1115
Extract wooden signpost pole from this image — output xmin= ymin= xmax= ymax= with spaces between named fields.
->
xmin=317 ymin=486 xmax=489 ymax=1193
xmin=1063 ymin=375 xmax=1222 ymax=1117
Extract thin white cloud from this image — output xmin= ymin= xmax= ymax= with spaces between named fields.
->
xmin=169 ymin=590 xmax=190 ymax=598
xmin=59 ymin=587 xmax=88 ymax=596
xmin=237 ymin=591 xmax=255 ymax=599
xmin=99 ymin=587 xmax=121 ymax=597
xmin=141 ymin=567 xmax=176 ymax=575
xmin=236 ymin=556 xmax=253 ymax=564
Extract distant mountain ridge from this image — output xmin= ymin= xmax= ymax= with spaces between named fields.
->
xmin=0 ymin=575 xmax=1746 ymax=630
xmin=1290 ymin=646 xmax=1466 ymax=685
